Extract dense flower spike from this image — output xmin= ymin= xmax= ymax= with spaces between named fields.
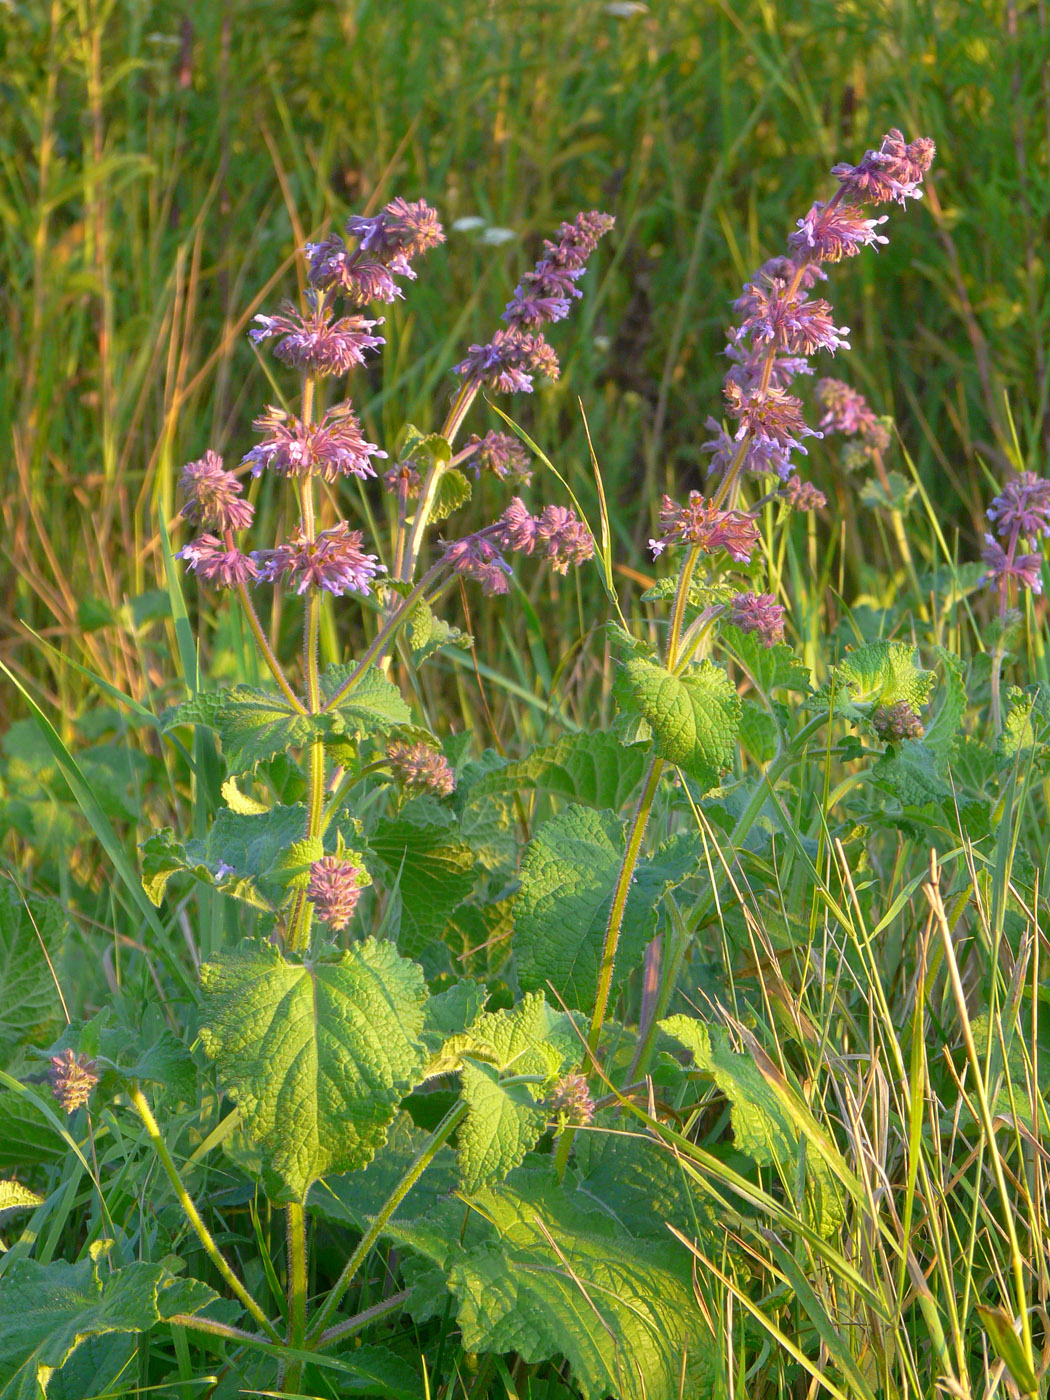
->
xmin=178 ymin=535 xmax=258 ymax=588
xmin=871 ymin=701 xmax=925 ymax=742
xmin=815 ymin=378 xmax=881 ymax=437
xmin=254 ymin=522 xmax=385 ymax=596
xmin=387 ymin=740 xmax=456 ymax=797
xmin=440 ymin=534 xmax=513 ymax=594
xmin=466 ymin=430 xmax=533 ymax=483
xmin=48 ymin=1049 xmax=99 ymax=1115
xmin=243 ymin=403 xmax=385 ymax=481
xmin=650 ymin=493 xmax=761 ymax=562
xmin=497 ymin=497 xmax=541 ymax=555
xmin=503 ymin=210 xmax=615 ymax=329
xmin=305 ymin=240 xmax=403 ymax=304
xmin=779 ymin=475 xmax=827 ymax=511
xmin=306 ymin=856 xmax=363 ymax=931
xmin=548 ymin=1072 xmax=595 ymax=1126
xmin=250 ymin=294 xmax=384 ymax=377
xmin=726 ymin=592 xmax=786 ymax=647
xmin=832 ymin=129 xmax=936 ymax=206
xmin=788 ymin=204 xmax=890 ymax=263
xmin=987 ymin=472 xmax=1050 ymax=545
xmin=723 ymin=381 xmax=821 ymax=456
xmin=346 ymin=197 xmax=445 ymax=267
xmin=179 ymin=450 xmax=255 ymax=532
xmin=701 ymin=415 xmax=793 ymax=480
xmin=982 ymin=535 xmax=1044 ymax=595
xmin=453 ymin=327 xmax=560 ymax=394
xmin=536 ymin=504 xmax=594 ymax=573
xmin=735 ymin=277 xmax=850 ymax=358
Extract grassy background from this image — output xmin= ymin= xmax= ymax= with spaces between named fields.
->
xmin=2 ymin=0 xmax=1048 ymax=725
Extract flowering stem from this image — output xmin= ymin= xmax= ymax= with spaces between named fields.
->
xmin=307 ymin=1098 xmax=468 ymax=1347
xmin=281 ymin=1201 xmax=309 ymax=1391
xmin=320 ymin=760 xmax=389 ymax=832
xmin=398 ymin=379 xmax=478 ymax=583
xmin=319 ymin=556 xmax=458 ymax=712
xmin=235 ymin=581 xmax=306 ymax=713
xmin=127 ymin=1085 xmax=281 ymax=1342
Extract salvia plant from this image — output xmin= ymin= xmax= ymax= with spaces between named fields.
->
xmin=4 ymin=128 xmax=1050 ymax=1400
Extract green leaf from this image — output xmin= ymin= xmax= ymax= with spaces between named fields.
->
xmin=309 ymin=1112 xmax=459 ymax=1230
xmin=660 ymin=1017 xmax=845 ymax=1236
xmin=976 ymin=1305 xmax=1039 ymax=1395
xmin=199 ymin=938 xmax=428 ymax=1201
xmin=422 ymin=980 xmax=489 ymax=1050
xmin=614 ymin=657 xmax=740 ymax=792
xmin=723 ymin=628 xmax=811 ymax=695
xmin=999 ymin=686 xmax=1050 ymax=766
xmin=320 ymin=665 xmax=413 ymax=761
xmin=514 ymin=807 xmax=684 ymax=1011
xmin=0 ymin=1247 xmax=216 ymax=1400
xmin=368 ymin=801 xmax=476 ymax=955
xmin=813 ymin=641 xmax=935 ymax=722
xmin=428 ymin=467 xmax=472 ymax=524
xmin=458 ymin=1059 xmax=546 ymax=1193
xmin=0 ymin=887 xmax=68 ymax=1060
xmin=0 ymin=1180 xmax=44 ymax=1216
xmin=140 ymin=804 xmax=308 ymax=909
xmin=212 ymin=686 xmax=319 ymax=774
xmin=448 ymin=1169 xmax=718 ymax=1400
xmin=407 ymin=602 xmax=470 ymax=663
xmin=468 ymin=732 xmax=649 ymax=811
xmin=308 ymin=1342 xmax=424 ymax=1400
xmin=0 ymin=1092 xmax=65 ymax=1170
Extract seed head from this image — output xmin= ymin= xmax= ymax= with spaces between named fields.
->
xmin=871 ymin=701 xmax=925 ymax=742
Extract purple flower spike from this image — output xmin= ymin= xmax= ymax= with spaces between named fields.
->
xmin=788 ymin=203 xmax=890 ymax=263
xmin=440 ymin=535 xmax=513 ymax=594
xmin=306 ymin=855 xmax=363 ymax=931
xmin=179 ymin=450 xmax=255 ymax=532
xmin=701 ymin=416 xmax=793 ymax=481
xmin=982 ymin=535 xmax=1044 ymax=595
xmin=254 ymin=522 xmax=385 ymax=597
xmin=179 ymin=535 xmax=258 ymax=588
xmin=779 ymin=475 xmax=827 ymax=511
xmin=987 ymin=472 xmax=1050 ymax=545
xmin=536 ymin=504 xmax=594 ymax=574
xmin=726 ymin=591 xmax=786 ymax=647
xmin=387 ymin=740 xmax=456 ymax=797
xmin=736 ymin=278 xmax=850 ymax=358
xmin=453 ymin=327 xmax=560 ymax=394
xmin=650 ymin=493 xmax=761 ymax=563
xmin=250 ymin=294 xmax=384 ymax=378
xmin=723 ymin=381 xmax=822 ymax=456
xmin=346 ymin=196 xmax=445 ymax=267
xmin=832 ymin=129 xmax=936 ymax=207
xmin=243 ymin=403 xmax=386 ymax=482
xmin=497 ymin=497 xmax=541 ymax=555
xmin=305 ymin=238 xmax=404 ymax=304
xmin=382 ymin=462 xmax=422 ymax=502
xmin=466 ymin=430 xmax=533 ymax=484
xmin=872 ymin=701 xmax=925 ymax=742
xmin=502 ymin=210 xmax=613 ymax=330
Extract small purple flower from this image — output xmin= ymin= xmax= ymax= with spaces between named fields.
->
xmin=832 ymin=130 xmax=936 ymax=207
xmin=986 ymin=472 xmax=1050 ymax=545
xmin=779 ymin=475 xmax=827 ymax=511
xmin=48 ymin=1049 xmax=99 ymax=1115
xmin=387 ymin=740 xmax=456 ymax=797
xmin=726 ymin=591 xmax=786 ymax=647
xmin=254 ymin=522 xmax=385 ymax=597
xmin=453 ymin=327 xmax=560 ymax=393
xmin=243 ymin=403 xmax=385 ymax=481
xmin=723 ymin=381 xmax=822 ymax=455
xmin=250 ymin=295 xmax=384 ymax=378
xmin=871 ymin=701 xmax=925 ymax=742
xmin=179 ymin=450 xmax=255 ymax=532
xmin=306 ymin=855 xmax=363 ymax=931
xmin=466 ymin=430 xmax=533 ymax=484
xmin=535 ymin=504 xmax=594 ymax=574
xmin=982 ymin=535 xmax=1044 ymax=595
xmin=179 ymin=535 xmax=258 ymax=588
xmin=788 ymin=202 xmax=890 ymax=263
xmin=650 ymin=493 xmax=761 ymax=563
xmin=440 ymin=535 xmax=513 ymax=594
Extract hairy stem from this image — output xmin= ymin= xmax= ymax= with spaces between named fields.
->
xmin=235 ymin=581 xmax=305 ymax=712
xmin=282 ymin=1201 xmax=309 ymax=1392
xmin=308 ymin=1100 xmax=468 ymax=1346
xmin=398 ymin=379 xmax=478 ymax=584
xmin=127 ymin=1086 xmax=280 ymax=1342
